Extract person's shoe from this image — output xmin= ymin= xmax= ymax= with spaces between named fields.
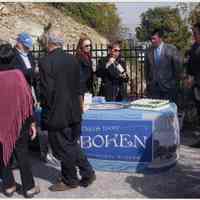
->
xmin=24 ymin=186 xmax=40 ymax=198
xmin=49 ymin=181 xmax=78 ymax=192
xmin=3 ymin=184 xmax=21 ymax=197
xmin=190 ymin=140 xmax=200 ymax=148
xmin=3 ymin=185 xmax=17 ymax=197
xmin=80 ymin=174 xmax=96 ymax=187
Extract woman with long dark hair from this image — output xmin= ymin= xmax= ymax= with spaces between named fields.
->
xmin=76 ymin=34 xmax=94 ymax=96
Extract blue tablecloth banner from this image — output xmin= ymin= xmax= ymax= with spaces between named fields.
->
xmin=81 ymin=120 xmax=153 ymax=162
xmin=34 ymin=101 xmax=180 ymax=173
xmin=81 ymin=102 xmax=180 ymax=173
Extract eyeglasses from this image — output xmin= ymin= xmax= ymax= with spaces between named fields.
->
xmin=113 ymin=48 xmax=121 ymax=52
xmin=84 ymin=44 xmax=92 ymax=48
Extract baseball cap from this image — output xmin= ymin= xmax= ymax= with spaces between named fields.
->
xmin=17 ymin=32 xmax=33 ymax=49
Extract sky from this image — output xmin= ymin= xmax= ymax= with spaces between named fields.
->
xmin=115 ymin=2 xmax=178 ymax=37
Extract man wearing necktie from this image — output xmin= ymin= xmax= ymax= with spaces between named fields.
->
xmin=154 ymin=45 xmax=162 ymax=66
xmin=144 ymin=29 xmax=183 ymax=103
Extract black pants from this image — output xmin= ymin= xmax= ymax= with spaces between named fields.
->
xmin=0 ymin=120 xmax=35 ymax=193
xmin=193 ymin=98 xmax=200 ymax=125
xmin=48 ymin=122 xmax=94 ymax=186
xmin=38 ymin=129 xmax=49 ymax=157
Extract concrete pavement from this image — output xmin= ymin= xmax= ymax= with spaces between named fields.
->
xmin=0 ymin=133 xmax=200 ymax=198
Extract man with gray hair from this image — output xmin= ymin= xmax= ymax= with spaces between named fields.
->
xmin=39 ymin=30 xmax=96 ymax=191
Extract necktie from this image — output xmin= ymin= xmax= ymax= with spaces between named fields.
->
xmin=154 ymin=47 xmax=160 ymax=65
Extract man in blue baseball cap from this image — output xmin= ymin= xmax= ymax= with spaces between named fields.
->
xmin=11 ymin=32 xmax=36 ymax=86
xmin=9 ymin=32 xmax=40 ymax=174
xmin=17 ymin=32 xmax=33 ymax=50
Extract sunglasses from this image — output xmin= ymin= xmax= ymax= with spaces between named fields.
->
xmin=84 ymin=44 xmax=92 ymax=48
xmin=113 ymin=48 xmax=121 ymax=52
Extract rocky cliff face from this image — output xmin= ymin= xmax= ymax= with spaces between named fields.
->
xmin=0 ymin=3 xmax=108 ymax=47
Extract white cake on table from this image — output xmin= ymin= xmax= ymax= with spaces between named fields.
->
xmin=130 ymin=98 xmax=170 ymax=110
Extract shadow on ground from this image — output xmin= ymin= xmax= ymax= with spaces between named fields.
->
xmin=30 ymin=153 xmax=60 ymax=184
xmin=125 ymin=132 xmax=200 ymax=198
xmin=126 ymin=162 xmax=200 ymax=198
xmin=1 ymin=130 xmax=200 ymax=198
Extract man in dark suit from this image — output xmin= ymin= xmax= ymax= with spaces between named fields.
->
xmin=11 ymin=32 xmax=36 ymax=86
xmin=11 ymin=32 xmax=46 ymax=161
xmin=39 ymin=30 xmax=95 ymax=191
xmin=186 ymin=23 xmax=200 ymax=148
xmin=144 ymin=29 xmax=183 ymax=103
xmin=9 ymin=33 xmax=39 ymax=169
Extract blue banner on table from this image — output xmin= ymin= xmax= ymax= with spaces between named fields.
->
xmin=81 ymin=120 xmax=153 ymax=163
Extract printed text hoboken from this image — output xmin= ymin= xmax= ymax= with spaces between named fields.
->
xmin=80 ymin=134 xmax=148 ymax=149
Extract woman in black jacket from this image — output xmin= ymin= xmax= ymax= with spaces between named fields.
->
xmin=96 ymin=41 xmax=129 ymax=101
xmin=76 ymin=34 xmax=94 ymax=96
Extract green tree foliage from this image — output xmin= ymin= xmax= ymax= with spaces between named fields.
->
xmin=136 ymin=7 xmax=191 ymax=54
xmin=51 ymin=3 xmax=121 ymax=41
xmin=189 ymin=3 xmax=200 ymax=25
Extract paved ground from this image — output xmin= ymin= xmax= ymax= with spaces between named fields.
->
xmin=1 ymin=130 xmax=200 ymax=198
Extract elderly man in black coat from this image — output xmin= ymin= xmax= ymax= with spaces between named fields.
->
xmin=39 ymin=30 xmax=95 ymax=191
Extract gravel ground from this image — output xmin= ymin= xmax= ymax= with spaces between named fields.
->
xmin=1 ymin=131 xmax=200 ymax=198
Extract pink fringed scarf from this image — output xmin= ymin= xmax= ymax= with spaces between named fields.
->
xmin=0 ymin=69 xmax=33 ymax=166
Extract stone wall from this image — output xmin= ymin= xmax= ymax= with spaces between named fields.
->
xmin=0 ymin=3 xmax=108 ymax=47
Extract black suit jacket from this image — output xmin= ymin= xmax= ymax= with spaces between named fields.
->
xmin=96 ymin=56 xmax=127 ymax=84
xmin=96 ymin=56 xmax=128 ymax=101
xmin=39 ymin=48 xmax=82 ymax=131
xmin=10 ymin=48 xmax=36 ymax=86
xmin=144 ymin=43 xmax=182 ymax=92
xmin=187 ymin=43 xmax=200 ymax=84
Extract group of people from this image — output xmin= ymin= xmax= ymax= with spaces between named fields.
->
xmin=0 ymin=28 xmax=130 ymax=198
xmin=1 ymin=22 xmax=200 ymax=198
xmin=0 ymin=33 xmax=39 ymax=198
xmin=76 ymin=35 xmax=129 ymax=101
xmin=0 ymin=31 xmax=96 ymax=198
